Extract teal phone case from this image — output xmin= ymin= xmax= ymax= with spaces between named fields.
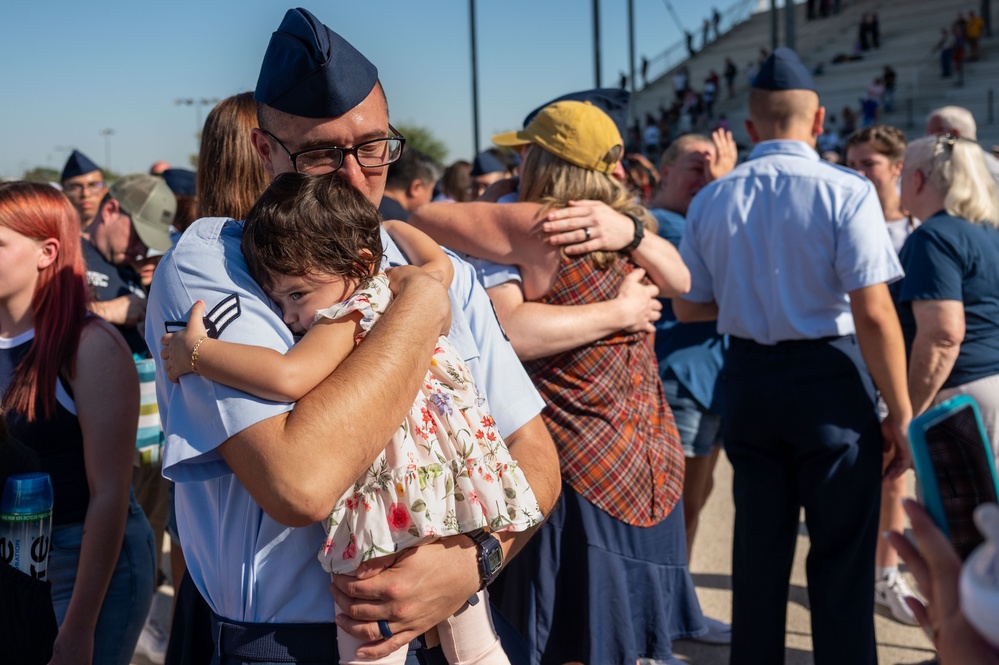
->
xmin=908 ymin=395 xmax=999 ymax=556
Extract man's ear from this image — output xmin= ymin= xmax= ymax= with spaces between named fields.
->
xmin=406 ymin=178 xmax=423 ymax=200
xmin=744 ymin=118 xmax=760 ymax=144
xmin=811 ymin=105 xmax=827 ymax=139
xmin=250 ymin=128 xmax=277 ymax=176
xmin=659 ymin=163 xmax=672 ymax=187
xmin=96 ymin=196 xmax=120 ymax=226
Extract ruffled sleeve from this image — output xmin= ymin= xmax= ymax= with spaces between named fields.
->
xmin=313 ymin=273 xmax=392 ymax=338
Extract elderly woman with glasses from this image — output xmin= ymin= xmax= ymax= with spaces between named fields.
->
xmin=893 ymin=134 xmax=999 ymax=466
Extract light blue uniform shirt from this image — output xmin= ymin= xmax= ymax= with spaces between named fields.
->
xmin=680 ymin=140 xmax=903 ymax=345
xmin=145 ymin=217 xmax=543 ymax=623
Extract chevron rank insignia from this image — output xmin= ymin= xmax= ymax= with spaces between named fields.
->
xmin=164 ymin=294 xmax=242 ymax=339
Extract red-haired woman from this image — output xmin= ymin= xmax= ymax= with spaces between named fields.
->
xmin=0 ymin=182 xmax=155 ymax=665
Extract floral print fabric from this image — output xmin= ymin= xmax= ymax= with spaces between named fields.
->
xmin=315 ymin=274 xmax=543 ymax=574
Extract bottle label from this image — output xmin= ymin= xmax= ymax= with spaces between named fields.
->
xmin=0 ymin=515 xmax=52 ymax=579
xmin=0 ymin=510 xmax=52 ymax=523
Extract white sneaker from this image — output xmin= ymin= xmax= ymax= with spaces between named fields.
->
xmin=875 ymin=571 xmax=919 ymax=626
xmin=133 ymin=618 xmax=168 ymax=665
xmin=692 ymin=616 xmax=732 ymax=645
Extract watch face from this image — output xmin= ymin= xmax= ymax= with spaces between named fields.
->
xmin=484 ymin=546 xmax=504 ymax=575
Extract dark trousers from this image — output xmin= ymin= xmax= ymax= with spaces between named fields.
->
xmin=722 ymin=336 xmax=881 ymax=665
xmin=166 ymin=569 xmax=528 ymax=665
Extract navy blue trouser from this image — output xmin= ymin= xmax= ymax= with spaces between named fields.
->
xmin=722 ymin=336 xmax=882 ymax=665
xmin=166 ymin=570 xmax=528 ymax=665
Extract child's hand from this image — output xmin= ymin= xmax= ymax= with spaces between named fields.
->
xmin=159 ymin=301 xmax=208 ymax=383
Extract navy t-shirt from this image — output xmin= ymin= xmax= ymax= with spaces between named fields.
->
xmin=82 ymin=239 xmax=149 ymax=357
xmin=892 ymin=211 xmax=999 ymax=388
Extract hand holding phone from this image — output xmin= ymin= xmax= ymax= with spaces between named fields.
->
xmin=909 ymin=396 xmax=999 ymax=560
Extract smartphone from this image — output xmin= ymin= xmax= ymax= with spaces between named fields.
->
xmin=909 ymin=395 xmax=999 ymax=560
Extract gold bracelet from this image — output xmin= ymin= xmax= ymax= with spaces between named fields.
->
xmin=190 ymin=336 xmax=208 ymax=376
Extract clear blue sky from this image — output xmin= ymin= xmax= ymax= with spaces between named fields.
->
xmin=0 ymin=1 xmax=742 ymax=179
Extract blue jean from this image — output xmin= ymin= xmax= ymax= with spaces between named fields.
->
xmin=941 ymin=48 xmax=953 ymax=77
xmin=49 ymin=491 xmax=157 ymax=665
xmin=661 ymin=371 xmax=723 ymax=458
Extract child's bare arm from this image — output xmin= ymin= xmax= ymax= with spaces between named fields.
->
xmin=384 ymin=220 xmax=454 ymax=288
xmin=159 ymin=300 xmax=361 ymax=402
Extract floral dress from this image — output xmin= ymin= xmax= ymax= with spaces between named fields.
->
xmin=316 ymin=274 xmax=543 ymax=575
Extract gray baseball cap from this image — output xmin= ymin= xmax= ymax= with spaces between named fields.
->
xmin=109 ymin=174 xmax=176 ymax=252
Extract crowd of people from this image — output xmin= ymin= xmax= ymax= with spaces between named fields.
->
xmin=3 ymin=5 xmax=999 ymax=665
xmin=935 ymin=10 xmax=987 ymax=82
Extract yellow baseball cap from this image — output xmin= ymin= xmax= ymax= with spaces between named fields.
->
xmin=492 ymin=100 xmax=623 ymax=176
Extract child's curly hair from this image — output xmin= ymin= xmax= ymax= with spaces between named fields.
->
xmin=242 ymin=172 xmax=384 ymax=293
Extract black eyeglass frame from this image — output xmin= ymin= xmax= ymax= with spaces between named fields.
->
xmin=261 ymin=125 xmax=406 ymax=174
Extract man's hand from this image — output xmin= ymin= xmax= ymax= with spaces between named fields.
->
xmin=706 ymin=128 xmax=737 ymax=182
xmin=385 ymin=265 xmax=452 ymax=334
xmin=881 ymin=412 xmax=912 ymax=479
xmin=89 ymin=294 xmax=146 ymax=326
xmin=541 ymin=200 xmax=635 ymax=255
xmin=615 ymin=269 xmax=662 ymax=333
xmin=331 ymin=536 xmax=480 ymax=659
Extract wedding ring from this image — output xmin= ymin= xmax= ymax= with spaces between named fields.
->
xmin=378 ymin=619 xmax=393 ymax=640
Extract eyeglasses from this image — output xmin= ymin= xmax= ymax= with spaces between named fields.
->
xmin=262 ymin=126 xmax=406 ymax=175
xmin=63 ymin=181 xmax=106 ymax=195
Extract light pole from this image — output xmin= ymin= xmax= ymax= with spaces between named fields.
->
xmin=180 ymin=98 xmax=220 ymax=130
xmin=469 ymin=0 xmax=480 ymax=156
xmin=175 ymin=97 xmax=220 ymax=147
xmin=99 ymin=129 xmax=115 ymax=171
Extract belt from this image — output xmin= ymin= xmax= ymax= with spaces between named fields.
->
xmin=211 ymin=614 xmax=435 ymax=663
xmin=728 ymin=334 xmax=851 ymax=352
xmin=212 ymin=614 xmax=337 ymax=662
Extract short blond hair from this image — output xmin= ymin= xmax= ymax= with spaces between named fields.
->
xmin=926 ymin=106 xmax=977 ymax=140
xmin=660 ymin=134 xmax=712 ymax=169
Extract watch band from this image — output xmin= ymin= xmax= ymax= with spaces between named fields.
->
xmin=623 ymin=215 xmax=645 ymax=253
xmin=467 ymin=528 xmax=503 ymax=590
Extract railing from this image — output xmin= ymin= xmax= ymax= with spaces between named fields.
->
xmin=636 ymin=0 xmax=760 ymax=88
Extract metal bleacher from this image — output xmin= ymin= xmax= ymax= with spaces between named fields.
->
xmin=632 ymin=0 xmax=999 ymax=151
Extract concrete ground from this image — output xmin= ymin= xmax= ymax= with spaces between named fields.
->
xmin=672 ymin=453 xmax=938 ymax=664
xmin=133 ymin=453 xmax=940 ymax=664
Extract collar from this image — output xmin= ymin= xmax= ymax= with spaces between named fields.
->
xmin=748 ymin=140 xmax=820 ymax=162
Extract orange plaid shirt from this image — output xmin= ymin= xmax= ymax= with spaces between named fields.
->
xmin=523 ymin=253 xmax=684 ymax=526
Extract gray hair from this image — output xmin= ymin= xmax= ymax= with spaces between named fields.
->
xmin=926 ymin=106 xmax=978 ymax=141
xmin=906 ymin=135 xmax=999 ymax=226
xmin=385 ymin=148 xmax=444 ymax=189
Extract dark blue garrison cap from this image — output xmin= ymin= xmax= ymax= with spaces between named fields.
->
xmin=60 ymin=150 xmax=101 ymax=181
xmin=254 ymin=7 xmax=378 ymax=118
xmin=470 ymin=151 xmax=508 ymax=176
xmin=523 ymin=88 xmax=631 ymax=139
xmin=160 ymin=168 xmax=196 ymax=196
xmin=751 ymin=48 xmax=816 ymax=92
